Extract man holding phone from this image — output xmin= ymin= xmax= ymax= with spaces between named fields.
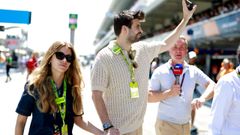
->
xmin=91 ymin=0 xmax=197 ymax=135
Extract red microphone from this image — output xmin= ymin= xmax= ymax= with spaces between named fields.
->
xmin=172 ymin=64 xmax=183 ymax=96
xmin=172 ymin=64 xmax=183 ymax=84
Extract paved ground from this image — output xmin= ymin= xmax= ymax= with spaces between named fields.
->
xmin=0 ymin=67 xmax=211 ymax=135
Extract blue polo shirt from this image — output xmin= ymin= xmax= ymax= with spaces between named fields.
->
xmin=16 ymin=82 xmax=79 ymax=135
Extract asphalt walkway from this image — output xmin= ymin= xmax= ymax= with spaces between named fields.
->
xmin=0 ymin=67 xmax=212 ymax=135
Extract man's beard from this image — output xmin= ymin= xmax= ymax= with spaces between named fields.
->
xmin=128 ymin=33 xmax=142 ymax=43
xmin=135 ymin=32 xmax=143 ymax=41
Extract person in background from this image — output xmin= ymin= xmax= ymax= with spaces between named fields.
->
xmin=26 ymin=51 xmax=38 ymax=80
xmin=210 ymin=64 xmax=219 ymax=82
xmin=15 ymin=41 xmax=105 ymax=135
xmin=5 ymin=52 xmax=12 ymax=83
xmin=148 ymin=36 xmax=215 ymax=135
xmin=0 ymin=51 xmax=6 ymax=64
xmin=12 ymin=50 xmax=19 ymax=68
xmin=208 ymin=45 xmax=240 ymax=135
xmin=91 ymin=0 xmax=196 ymax=134
xmin=188 ymin=51 xmax=199 ymax=134
xmin=216 ymin=58 xmax=234 ymax=81
xmin=149 ymin=57 xmax=160 ymax=78
xmin=188 ymin=51 xmax=197 ymax=65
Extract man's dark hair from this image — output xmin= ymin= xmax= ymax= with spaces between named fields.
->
xmin=113 ymin=10 xmax=145 ymax=36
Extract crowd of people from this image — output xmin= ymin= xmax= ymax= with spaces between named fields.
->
xmin=0 ymin=50 xmax=19 ymax=83
xmin=141 ymin=0 xmax=240 ymax=40
xmin=0 ymin=50 xmax=39 ymax=83
xmin=7 ymin=0 xmax=239 ymax=134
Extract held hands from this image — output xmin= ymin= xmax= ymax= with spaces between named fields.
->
xmin=104 ymin=127 xmax=120 ymax=135
xmin=182 ymin=0 xmax=197 ymax=21
xmin=191 ymin=98 xmax=206 ymax=110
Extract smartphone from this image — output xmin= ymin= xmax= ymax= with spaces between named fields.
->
xmin=185 ymin=0 xmax=195 ymax=11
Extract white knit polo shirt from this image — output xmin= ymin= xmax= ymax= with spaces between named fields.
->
xmin=91 ymin=40 xmax=164 ymax=134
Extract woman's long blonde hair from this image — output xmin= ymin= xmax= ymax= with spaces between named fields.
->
xmin=28 ymin=41 xmax=84 ymax=115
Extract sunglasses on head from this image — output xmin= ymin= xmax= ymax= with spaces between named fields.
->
xmin=128 ymin=49 xmax=138 ymax=69
xmin=55 ymin=52 xmax=74 ymax=63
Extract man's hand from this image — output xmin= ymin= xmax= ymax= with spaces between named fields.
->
xmin=169 ymin=83 xmax=181 ymax=97
xmin=191 ymin=98 xmax=205 ymax=110
xmin=182 ymin=0 xmax=197 ymax=21
xmin=105 ymin=127 xmax=120 ymax=135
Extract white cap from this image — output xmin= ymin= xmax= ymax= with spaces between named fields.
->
xmin=188 ymin=51 xmax=197 ymax=59
xmin=223 ymin=58 xmax=230 ymax=63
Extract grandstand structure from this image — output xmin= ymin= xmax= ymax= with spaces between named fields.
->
xmin=94 ymin=0 xmax=240 ymax=77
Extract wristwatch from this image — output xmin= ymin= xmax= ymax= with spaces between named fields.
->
xmin=103 ymin=122 xmax=114 ymax=131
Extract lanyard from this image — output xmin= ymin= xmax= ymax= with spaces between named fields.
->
xmin=180 ymin=73 xmax=186 ymax=88
xmin=119 ymin=50 xmax=136 ymax=82
xmin=51 ymin=79 xmax=67 ymax=126
xmin=171 ymin=68 xmax=186 ymax=88
xmin=112 ymin=44 xmax=136 ymax=82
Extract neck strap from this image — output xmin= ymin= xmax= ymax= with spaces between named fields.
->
xmin=112 ymin=44 xmax=136 ymax=82
xmin=51 ymin=79 xmax=67 ymax=125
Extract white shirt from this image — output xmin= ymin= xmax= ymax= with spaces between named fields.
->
xmin=208 ymin=66 xmax=240 ymax=135
xmin=149 ymin=60 xmax=212 ymax=124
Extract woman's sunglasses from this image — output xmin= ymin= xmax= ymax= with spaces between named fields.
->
xmin=55 ymin=52 xmax=74 ymax=63
xmin=128 ymin=50 xmax=138 ymax=69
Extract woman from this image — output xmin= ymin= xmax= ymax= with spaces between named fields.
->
xmin=15 ymin=41 xmax=104 ymax=135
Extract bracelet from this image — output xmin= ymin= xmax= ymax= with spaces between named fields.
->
xmin=104 ymin=125 xmax=114 ymax=131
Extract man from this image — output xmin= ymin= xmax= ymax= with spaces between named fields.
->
xmin=188 ymin=51 xmax=200 ymax=134
xmin=5 ymin=52 xmax=12 ymax=83
xmin=208 ymin=45 xmax=240 ymax=135
xmin=188 ymin=51 xmax=197 ymax=65
xmin=148 ymin=36 xmax=215 ymax=135
xmin=216 ymin=58 xmax=234 ymax=81
xmin=91 ymin=0 xmax=196 ymax=134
